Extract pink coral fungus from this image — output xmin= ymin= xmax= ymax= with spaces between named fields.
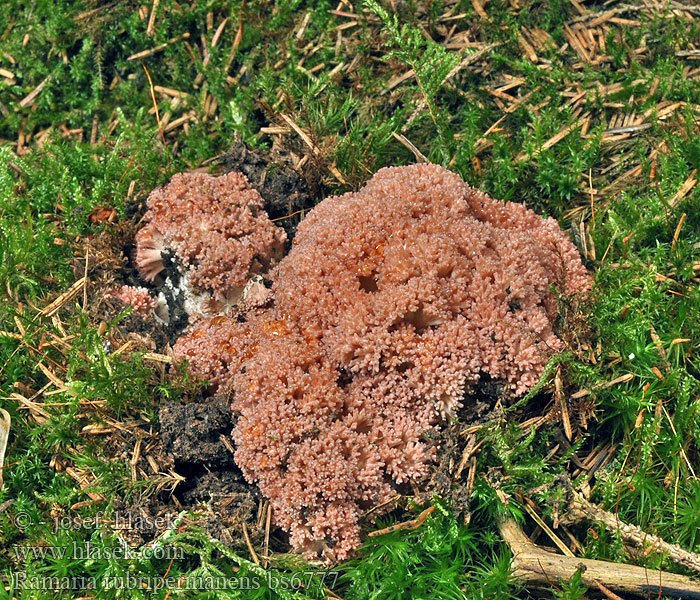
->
xmin=173 ymin=314 xmax=256 ymax=392
xmin=107 ymin=285 xmax=157 ymax=314
xmin=135 ymin=171 xmax=286 ymax=316
xmin=174 ymin=163 xmax=591 ymax=560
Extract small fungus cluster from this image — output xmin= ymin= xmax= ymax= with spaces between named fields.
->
xmin=166 ymin=163 xmax=591 ymax=560
xmin=107 ymin=285 xmax=157 ymax=314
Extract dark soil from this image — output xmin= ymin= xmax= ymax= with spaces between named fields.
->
xmin=158 ymin=397 xmax=264 ymax=545
xmin=112 ymin=397 xmax=265 ymax=552
xmin=220 ymin=139 xmax=315 ymax=241
xmin=159 ymin=396 xmax=237 ymax=469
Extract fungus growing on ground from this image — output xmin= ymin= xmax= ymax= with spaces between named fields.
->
xmin=106 ymin=285 xmax=157 ymax=314
xmin=172 ymin=313 xmax=256 ymax=393
xmin=173 ymin=163 xmax=591 ymax=560
xmin=135 ymin=171 xmax=286 ymax=317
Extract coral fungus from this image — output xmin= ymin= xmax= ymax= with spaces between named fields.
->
xmin=173 ymin=314 xmax=255 ymax=392
xmin=107 ymin=285 xmax=157 ymax=314
xmin=174 ymin=163 xmax=591 ymax=560
xmin=135 ymin=171 xmax=286 ymax=316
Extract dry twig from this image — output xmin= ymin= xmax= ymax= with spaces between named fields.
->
xmin=501 ymin=518 xmax=700 ymax=596
xmin=561 ymin=489 xmax=700 ymax=575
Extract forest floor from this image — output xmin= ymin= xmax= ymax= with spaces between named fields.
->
xmin=1 ymin=0 xmax=700 ymax=598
